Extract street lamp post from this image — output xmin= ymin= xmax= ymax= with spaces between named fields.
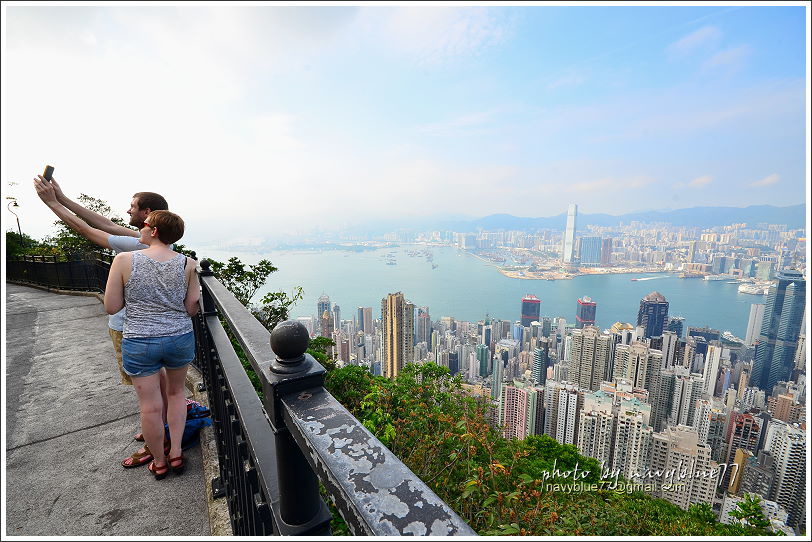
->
xmin=7 ymin=200 xmax=23 ymax=247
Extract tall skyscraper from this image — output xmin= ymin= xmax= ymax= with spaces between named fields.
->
xmin=637 ymin=291 xmax=669 ymax=338
xmin=762 ymin=420 xmax=806 ymax=530
xmin=416 ymin=306 xmax=432 ymax=347
xmin=500 ymin=381 xmax=544 ymax=440
xmin=648 ymin=425 xmax=717 ymax=510
xmin=561 ymin=203 xmax=578 ymax=265
xmin=317 ymin=294 xmax=332 ymax=337
xmin=520 ymin=294 xmax=541 ymax=327
xmin=612 ymin=341 xmax=662 ymax=392
xmin=570 ymin=326 xmax=612 ymax=391
xmin=667 ymin=316 xmax=685 ymax=338
xmin=579 ymin=236 xmax=603 ymax=266
xmin=601 ymin=238 xmax=613 ymax=266
xmin=575 ymin=296 xmax=597 ymax=328
xmin=745 ymin=304 xmax=765 ymax=347
xmin=752 ymin=270 xmax=806 ymax=393
xmin=532 ymin=338 xmax=550 ymax=385
xmin=476 ymin=344 xmax=490 ymax=377
xmin=381 ymin=292 xmax=415 ymax=379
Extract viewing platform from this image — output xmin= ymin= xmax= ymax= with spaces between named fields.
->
xmin=5 ymin=283 xmax=222 ymax=536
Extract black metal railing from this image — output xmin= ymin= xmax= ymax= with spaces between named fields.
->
xmin=6 ymin=252 xmax=114 ymax=292
xmin=5 ymin=254 xmax=476 ymax=536
xmin=194 ymin=259 xmax=476 ymax=536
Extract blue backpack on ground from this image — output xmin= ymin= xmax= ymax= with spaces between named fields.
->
xmin=162 ymin=399 xmax=212 ymax=450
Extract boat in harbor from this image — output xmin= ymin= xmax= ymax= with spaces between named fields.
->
xmin=738 ymin=283 xmax=768 ymax=295
xmin=703 ymin=274 xmax=728 ymax=281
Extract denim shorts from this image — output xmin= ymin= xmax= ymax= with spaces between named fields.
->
xmin=122 ymin=331 xmax=195 ymax=378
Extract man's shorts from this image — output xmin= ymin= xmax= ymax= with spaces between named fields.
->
xmin=108 ymin=328 xmax=132 ymax=385
xmin=122 ymin=331 xmax=195 ymax=378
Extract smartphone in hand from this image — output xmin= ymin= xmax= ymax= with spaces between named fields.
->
xmin=43 ymin=165 xmax=54 ymax=181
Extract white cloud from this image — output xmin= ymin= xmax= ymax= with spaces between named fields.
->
xmin=418 ymin=110 xmax=500 ymax=135
xmin=702 ymin=45 xmax=752 ymax=73
xmin=667 ymin=26 xmax=722 ymax=57
xmin=673 ymin=175 xmax=713 ymax=189
xmin=750 ymin=173 xmax=780 ymax=187
xmin=362 ymin=6 xmax=513 ymax=66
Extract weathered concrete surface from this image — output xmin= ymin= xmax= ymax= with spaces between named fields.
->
xmin=5 ymin=283 xmax=213 ymax=536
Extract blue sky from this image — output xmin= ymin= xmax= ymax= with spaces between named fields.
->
xmin=2 ymin=3 xmax=808 ymax=248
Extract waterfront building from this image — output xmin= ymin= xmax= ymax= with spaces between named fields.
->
xmin=647 ymin=425 xmax=718 ymax=510
xmin=687 ymin=326 xmax=721 ymax=344
xmin=745 ymin=304 xmax=766 ymax=347
xmin=752 ymin=270 xmax=806 ymax=394
xmin=601 ymin=237 xmax=613 ymax=266
xmin=579 ymin=236 xmax=603 ymax=266
xmin=520 ymin=294 xmax=541 ymax=327
xmin=756 ymin=260 xmax=774 ymax=281
xmin=762 ymin=420 xmax=806 ymax=530
xmin=575 ymin=296 xmax=597 ymax=328
xmin=561 ymin=203 xmax=578 ymax=265
xmin=571 ymin=326 xmax=612 ymax=391
xmin=667 ymin=316 xmax=685 ymax=338
xmin=637 ymin=291 xmax=669 ymax=338
xmin=381 ymin=292 xmax=414 ymax=379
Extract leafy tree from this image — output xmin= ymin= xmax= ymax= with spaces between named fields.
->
xmin=47 ymin=193 xmax=130 ymax=257
xmin=6 ymin=231 xmax=49 ymax=259
xmin=207 ymin=257 xmax=277 ymax=306
xmin=324 ymin=363 xmax=772 ymax=537
xmin=729 ymin=493 xmax=771 ymax=531
xmin=251 ymin=287 xmax=305 ymax=332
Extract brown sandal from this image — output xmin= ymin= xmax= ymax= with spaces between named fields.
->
xmin=168 ymin=454 xmax=185 ymax=475
xmin=122 ymin=445 xmax=153 ymax=468
xmin=148 ymin=460 xmax=169 ymax=480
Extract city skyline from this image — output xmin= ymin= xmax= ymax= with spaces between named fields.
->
xmin=3 ymin=3 xmax=808 ymax=248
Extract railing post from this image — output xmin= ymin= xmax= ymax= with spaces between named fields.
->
xmin=262 ymin=321 xmax=332 ymax=535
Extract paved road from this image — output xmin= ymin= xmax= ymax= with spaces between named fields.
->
xmin=5 ymin=283 xmax=210 ymax=536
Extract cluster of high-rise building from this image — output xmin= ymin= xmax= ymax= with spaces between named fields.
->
xmin=301 ymin=268 xmax=806 ymax=533
xmin=295 ymin=205 xmax=807 ymax=533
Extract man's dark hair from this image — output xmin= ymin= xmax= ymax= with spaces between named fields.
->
xmin=133 ymin=192 xmax=169 ymax=212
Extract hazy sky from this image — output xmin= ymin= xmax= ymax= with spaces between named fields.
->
xmin=2 ymin=2 xmax=808 ymax=248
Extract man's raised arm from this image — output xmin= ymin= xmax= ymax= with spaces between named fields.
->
xmin=49 ymin=177 xmax=138 ymax=237
xmin=33 ymin=176 xmax=115 ymax=249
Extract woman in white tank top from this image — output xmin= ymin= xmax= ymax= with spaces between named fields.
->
xmin=105 ymin=210 xmax=200 ymax=480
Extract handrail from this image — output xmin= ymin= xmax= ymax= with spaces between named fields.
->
xmin=195 ymin=259 xmax=476 ymax=536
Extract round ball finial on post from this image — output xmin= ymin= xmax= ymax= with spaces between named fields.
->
xmin=271 ymin=320 xmax=310 ymax=367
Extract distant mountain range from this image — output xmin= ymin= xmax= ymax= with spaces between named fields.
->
xmin=358 ymin=204 xmax=806 ymax=234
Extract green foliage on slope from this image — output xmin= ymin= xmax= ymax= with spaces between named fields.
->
xmin=325 ymin=362 xmax=771 ymax=536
